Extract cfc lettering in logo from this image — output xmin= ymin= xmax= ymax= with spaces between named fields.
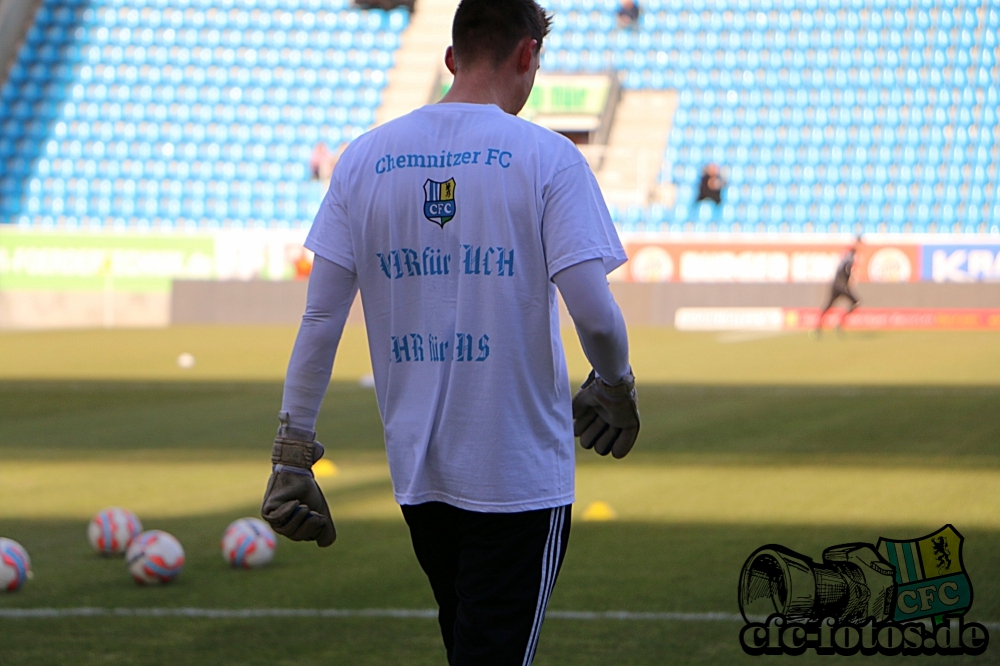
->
xmin=423 ymin=178 xmax=457 ymax=228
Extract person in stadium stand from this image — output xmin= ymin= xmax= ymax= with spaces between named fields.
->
xmin=815 ymin=237 xmax=862 ymax=335
xmin=616 ymin=0 xmax=640 ymax=28
xmin=260 ymin=1 xmax=639 ymax=664
xmin=310 ymin=142 xmax=346 ymax=180
xmin=695 ymin=163 xmax=725 ymax=206
xmin=309 ymin=142 xmax=332 ymax=180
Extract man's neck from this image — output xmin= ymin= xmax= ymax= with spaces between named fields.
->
xmin=439 ymin=68 xmax=520 ymax=115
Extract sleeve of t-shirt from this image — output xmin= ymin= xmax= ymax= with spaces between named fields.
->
xmin=541 ymin=159 xmax=627 ymax=279
xmin=304 ymin=163 xmax=356 ymax=273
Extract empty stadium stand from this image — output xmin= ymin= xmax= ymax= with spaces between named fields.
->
xmin=0 ymin=0 xmax=408 ymax=229
xmin=540 ymin=0 xmax=999 ymax=234
xmin=1 ymin=0 xmax=997 ymax=235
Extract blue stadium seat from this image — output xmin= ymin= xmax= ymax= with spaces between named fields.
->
xmin=5 ymin=0 xmax=998 ymax=233
xmin=0 ymin=0 xmax=405 ymax=228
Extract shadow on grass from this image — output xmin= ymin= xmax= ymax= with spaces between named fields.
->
xmin=0 ymin=381 xmax=385 ymax=457
xmin=2 ymin=380 xmax=998 ymax=663
xmin=1 ymin=512 xmax=997 ymax=666
xmin=3 ymin=381 xmax=999 ymax=462
xmin=0 ymin=381 xmax=1000 ymax=466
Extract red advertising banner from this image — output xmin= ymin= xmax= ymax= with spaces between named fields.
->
xmin=615 ymin=239 xmax=921 ymax=284
xmin=675 ymin=307 xmax=1000 ymax=330
xmin=789 ymin=308 xmax=1000 ymax=330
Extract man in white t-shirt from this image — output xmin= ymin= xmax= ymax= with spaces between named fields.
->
xmin=261 ymin=1 xmax=639 ymax=663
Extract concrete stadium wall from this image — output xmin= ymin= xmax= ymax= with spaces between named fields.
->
xmin=170 ymin=280 xmax=365 ymax=325
xmin=0 ymin=0 xmax=41 ymax=90
xmin=171 ymin=280 xmax=307 ymax=325
xmin=0 ymin=291 xmax=169 ymax=329
xmin=168 ymin=279 xmax=1000 ymax=327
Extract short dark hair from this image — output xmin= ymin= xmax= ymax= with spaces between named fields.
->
xmin=452 ymin=0 xmax=552 ymax=69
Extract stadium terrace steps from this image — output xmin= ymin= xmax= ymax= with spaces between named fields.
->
xmin=375 ymin=0 xmax=458 ymax=125
xmin=0 ymin=0 xmax=43 ymax=90
xmin=596 ymin=88 xmax=676 ymax=208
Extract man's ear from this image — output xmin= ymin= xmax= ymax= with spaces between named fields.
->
xmin=445 ymin=46 xmax=457 ymax=75
xmin=517 ymin=38 xmax=538 ymax=73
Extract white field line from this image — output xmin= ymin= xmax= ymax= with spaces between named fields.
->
xmin=0 ymin=608 xmax=996 ymax=630
xmin=0 ymin=608 xmax=745 ymax=621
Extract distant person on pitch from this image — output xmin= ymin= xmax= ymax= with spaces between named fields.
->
xmin=695 ymin=163 xmax=725 ymax=206
xmin=816 ymin=238 xmax=861 ymax=335
xmin=616 ymin=0 xmax=639 ymax=28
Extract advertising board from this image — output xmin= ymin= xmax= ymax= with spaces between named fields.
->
xmin=5 ymin=230 xmax=999 ymax=293
xmin=788 ymin=307 xmax=1000 ymax=330
xmin=0 ymin=230 xmax=214 ymax=292
xmin=675 ymin=307 xmax=1000 ymax=331
xmin=617 ymin=240 xmax=921 ymax=284
xmin=0 ymin=228 xmax=312 ymax=292
xmin=921 ymin=245 xmax=1000 ymax=283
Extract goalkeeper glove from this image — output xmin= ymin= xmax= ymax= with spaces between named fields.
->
xmin=572 ymin=369 xmax=640 ymax=459
xmin=261 ymin=413 xmax=337 ymax=547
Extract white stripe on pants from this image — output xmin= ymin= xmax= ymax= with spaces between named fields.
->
xmin=521 ymin=505 xmax=566 ymax=666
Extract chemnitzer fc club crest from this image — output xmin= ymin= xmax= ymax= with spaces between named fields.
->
xmin=424 ymin=178 xmax=456 ymax=228
xmin=876 ymin=524 xmax=973 ymax=624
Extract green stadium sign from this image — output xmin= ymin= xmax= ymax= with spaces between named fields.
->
xmin=0 ymin=230 xmax=215 ymax=292
xmin=519 ymin=74 xmax=611 ymax=118
xmin=439 ymin=74 xmax=611 ymax=121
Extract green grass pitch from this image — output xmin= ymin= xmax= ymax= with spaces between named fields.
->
xmin=0 ymin=326 xmax=999 ymax=665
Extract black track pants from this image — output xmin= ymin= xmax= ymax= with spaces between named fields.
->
xmin=401 ymin=501 xmax=572 ymax=666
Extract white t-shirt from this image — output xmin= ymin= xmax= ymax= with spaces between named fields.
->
xmin=306 ymin=102 xmax=626 ymax=512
